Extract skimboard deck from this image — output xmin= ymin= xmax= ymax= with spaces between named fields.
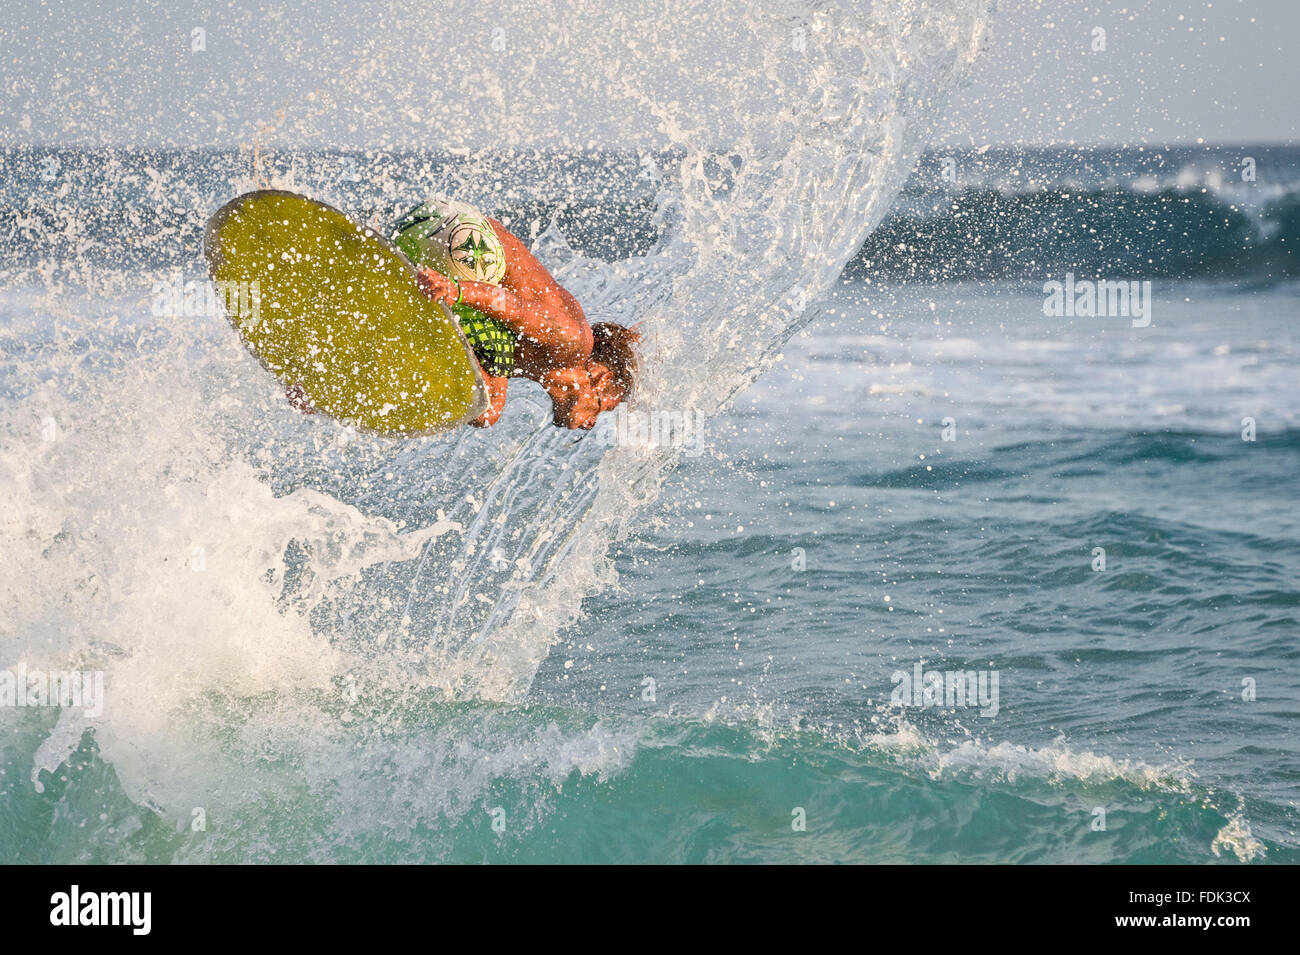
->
xmin=204 ymin=190 xmax=489 ymax=435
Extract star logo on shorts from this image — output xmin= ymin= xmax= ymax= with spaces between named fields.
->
xmin=451 ymin=231 xmax=498 ymax=279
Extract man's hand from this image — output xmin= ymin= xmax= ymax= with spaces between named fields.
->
xmin=470 ymin=374 xmax=508 ymax=428
xmin=286 ymin=383 xmax=315 ymax=414
xmin=416 ymin=267 xmax=458 ymax=306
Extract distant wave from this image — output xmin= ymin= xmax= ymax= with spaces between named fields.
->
xmin=844 ymin=183 xmax=1300 ymax=281
xmin=2 ymin=144 xmax=1297 ymax=283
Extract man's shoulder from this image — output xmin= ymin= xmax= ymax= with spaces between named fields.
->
xmin=489 ymin=219 xmax=547 ymax=282
xmin=488 ymin=217 xmax=523 ymax=250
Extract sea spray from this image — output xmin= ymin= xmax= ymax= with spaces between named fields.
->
xmin=0 ymin=0 xmax=995 ymax=856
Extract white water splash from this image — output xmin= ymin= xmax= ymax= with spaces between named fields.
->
xmin=1 ymin=0 xmax=995 ymax=831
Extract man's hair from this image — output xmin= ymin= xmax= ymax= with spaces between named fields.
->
xmin=591 ymin=322 xmax=640 ymax=399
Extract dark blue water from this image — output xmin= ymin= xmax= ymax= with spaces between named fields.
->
xmin=530 ymin=278 xmax=1300 ymax=863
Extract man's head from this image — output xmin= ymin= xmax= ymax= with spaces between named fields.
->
xmin=542 ymin=322 xmax=640 ymax=429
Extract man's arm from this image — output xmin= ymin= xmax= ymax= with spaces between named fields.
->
xmin=415 ymin=221 xmax=592 ymax=366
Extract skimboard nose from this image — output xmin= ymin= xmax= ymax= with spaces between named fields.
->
xmin=204 ymin=190 xmax=489 ymax=436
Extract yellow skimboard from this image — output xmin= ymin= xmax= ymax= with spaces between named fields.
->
xmin=204 ymin=190 xmax=489 ymax=435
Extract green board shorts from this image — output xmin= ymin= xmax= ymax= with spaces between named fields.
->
xmin=452 ymin=301 xmax=515 ymax=378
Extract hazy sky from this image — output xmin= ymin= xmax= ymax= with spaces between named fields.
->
xmin=935 ymin=0 xmax=1300 ymax=145
xmin=1 ymin=0 xmax=1295 ymax=148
